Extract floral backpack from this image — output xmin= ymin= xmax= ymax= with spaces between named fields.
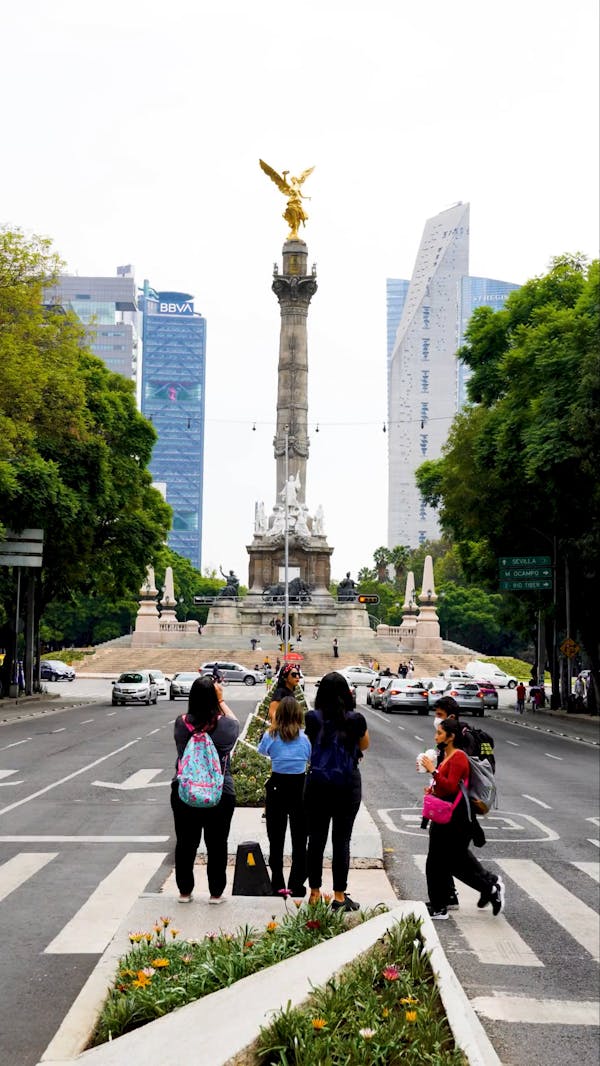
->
xmin=177 ymin=716 xmax=224 ymax=808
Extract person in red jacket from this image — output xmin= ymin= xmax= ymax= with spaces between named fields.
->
xmin=420 ymin=718 xmax=504 ymax=920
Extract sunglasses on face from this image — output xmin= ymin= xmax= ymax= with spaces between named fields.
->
xmin=289 ymin=672 xmax=300 ymax=678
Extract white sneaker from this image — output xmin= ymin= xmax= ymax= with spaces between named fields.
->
xmin=178 ymin=894 xmax=193 ymax=904
xmin=208 ymin=895 xmax=226 ymax=905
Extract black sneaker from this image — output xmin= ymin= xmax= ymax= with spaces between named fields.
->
xmin=490 ymin=877 xmax=505 ymax=916
xmin=331 ymin=893 xmax=360 ymax=912
xmin=447 ymin=892 xmax=459 ymax=909
xmin=426 ymin=903 xmax=448 ymax=920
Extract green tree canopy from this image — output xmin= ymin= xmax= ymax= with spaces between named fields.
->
xmin=416 ymin=255 xmax=600 ymax=699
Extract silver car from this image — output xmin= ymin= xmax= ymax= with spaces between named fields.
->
xmin=381 ymin=679 xmax=430 ymax=716
xmin=440 ymin=681 xmax=486 ymax=717
xmin=112 ymin=671 xmax=159 ymax=706
xmin=368 ymin=673 xmax=398 ymax=709
xmin=199 ymin=661 xmax=265 ymax=686
xmin=147 ymin=668 xmax=168 ymax=696
xmin=170 ymin=672 xmax=201 ymax=700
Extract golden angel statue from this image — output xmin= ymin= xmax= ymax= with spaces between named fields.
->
xmin=259 ymin=159 xmax=315 ymax=239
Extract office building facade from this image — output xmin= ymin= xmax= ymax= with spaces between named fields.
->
xmin=387 ymin=204 xmax=518 ymax=548
xmin=45 ymin=272 xmax=138 ymax=381
xmin=139 ymin=286 xmax=206 ymax=569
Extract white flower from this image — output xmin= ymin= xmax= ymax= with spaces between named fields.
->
xmin=359 ymin=1027 xmax=376 ymax=1039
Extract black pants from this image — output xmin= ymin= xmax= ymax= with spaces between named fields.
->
xmin=426 ymin=804 xmax=496 ymax=910
xmin=170 ymin=783 xmax=235 ymax=897
xmin=265 ymin=773 xmax=307 ymax=892
xmin=305 ymin=781 xmax=361 ymax=893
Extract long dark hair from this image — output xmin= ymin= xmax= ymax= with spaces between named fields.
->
xmin=314 ymin=671 xmax=354 ymax=739
xmin=438 ymin=718 xmax=462 ymax=746
xmin=187 ymin=676 xmax=221 ymax=731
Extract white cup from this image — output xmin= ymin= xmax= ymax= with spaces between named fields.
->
xmin=416 ymin=748 xmax=437 ymax=773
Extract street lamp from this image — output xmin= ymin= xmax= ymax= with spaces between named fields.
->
xmin=283 ymin=423 xmax=290 ymax=657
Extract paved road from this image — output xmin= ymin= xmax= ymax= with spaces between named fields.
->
xmin=0 ymin=686 xmax=257 ymax=1066
xmin=355 ymin=688 xmax=600 ymax=1066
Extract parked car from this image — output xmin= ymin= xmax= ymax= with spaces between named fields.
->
xmin=40 ymin=660 xmax=76 ymax=681
xmin=112 ymin=671 xmax=159 ymax=706
xmin=381 ymin=679 xmax=430 ymax=715
xmin=169 ymin=672 xmax=201 ymax=700
xmin=199 ymin=661 xmax=265 ymax=686
xmin=472 ymin=679 xmax=498 ymax=710
xmin=441 ymin=681 xmax=485 ymax=717
xmin=438 ymin=669 xmax=474 ymax=682
xmin=465 ymin=660 xmax=517 ymax=688
xmin=369 ymin=673 xmax=399 ymax=709
xmin=339 ymin=665 xmax=379 ymax=687
xmin=147 ymin=668 xmax=169 ymax=696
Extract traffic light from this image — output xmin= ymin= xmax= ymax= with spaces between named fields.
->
xmin=357 ymin=594 xmax=380 ymax=605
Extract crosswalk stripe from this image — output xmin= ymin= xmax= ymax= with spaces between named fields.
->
xmin=471 ymin=995 xmax=600 ymax=1025
xmin=413 ymin=855 xmax=542 ymax=966
xmin=0 ymin=852 xmax=58 ymax=902
xmin=44 ymin=852 xmax=167 ymax=954
xmin=497 ymin=858 xmax=600 ymax=963
xmin=572 ymin=861 xmax=600 ymax=883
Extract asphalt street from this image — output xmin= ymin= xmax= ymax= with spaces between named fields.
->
xmin=0 ymin=679 xmax=598 ymax=1066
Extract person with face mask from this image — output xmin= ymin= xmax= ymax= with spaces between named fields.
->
xmin=420 ymin=719 xmax=503 ymax=920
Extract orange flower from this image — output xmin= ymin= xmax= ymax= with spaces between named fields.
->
xmin=150 ymin=958 xmax=170 ymax=967
xmin=170 ymin=928 xmax=179 ymax=938
xmin=160 ymin=916 xmax=171 ymax=927
xmin=266 ymin=921 xmax=278 ymax=931
xmin=322 ymin=893 xmax=332 ymax=903
xmin=401 ymin=996 xmax=417 ymax=1005
xmin=131 ymin=971 xmax=152 ymax=988
xmin=311 ymin=1018 xmax=327 ymax=1029
xmin=382 ymin=965 xmax=400 ymax=981
xmin=405 ymin=1010 xmax=417 ymax=1023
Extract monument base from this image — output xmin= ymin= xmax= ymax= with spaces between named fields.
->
xmin=202 ymin=599 xmax=375 ymax=646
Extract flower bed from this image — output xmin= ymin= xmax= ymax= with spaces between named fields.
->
xmin=254 ymin=913 xmax=466 ymax=1065
xmin=89 ymin=899 xmax=386 ymax=1048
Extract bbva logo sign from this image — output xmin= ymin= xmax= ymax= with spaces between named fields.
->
xmin=158 ymin=301 xmax=194 ymax=315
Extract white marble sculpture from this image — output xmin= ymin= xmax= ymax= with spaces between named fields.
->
xmin=255 ymin=500 xmax=268 ymax=534
xmin=295 ymin=506 xmax=311 ymax=537
xmin=314 ymin=504 xmax=325 ymax=535
xmin=269 ymin=507 xmax=286 ymax=536
xmin=280 ymin=472 xmax=301 ymax=508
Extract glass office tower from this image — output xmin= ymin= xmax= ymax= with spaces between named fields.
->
xmin=140 ymin=285 xmax=206 ymax=569
xmin=457 ymin=276 xmax=519 ymax=407
xmin=44 ymin=272 xmax=138 ymax=380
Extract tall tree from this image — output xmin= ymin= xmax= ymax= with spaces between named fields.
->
xmin=372 ymin=546 xmax=392 ymax=583
xmin=416 ymin=256 xmax=600 ymax=709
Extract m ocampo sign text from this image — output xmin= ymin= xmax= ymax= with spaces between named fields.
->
xmin=0 ymin=529 xmax=44 ymax=568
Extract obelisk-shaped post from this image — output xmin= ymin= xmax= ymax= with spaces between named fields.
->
xmin=272 ymin=239 xmax=317 ymax=505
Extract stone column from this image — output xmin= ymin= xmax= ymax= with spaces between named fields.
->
xmin=272 ymin=239 xmax=317 ymax=504
xmin=413 ymin=555 xmax=442 ymax=653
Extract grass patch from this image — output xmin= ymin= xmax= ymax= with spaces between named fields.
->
xmin=231 ymin=740 xmax=270 ymax=806
xmin=254 ymin=913 xmax=466 ymax=1065
xmin=475 ymin=655 xmax=549 ymax=681
xmin=89 ymin=900 xmax=387 ymax=1048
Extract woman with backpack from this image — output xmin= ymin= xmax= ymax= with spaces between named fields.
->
xmin=304 ymin=671 xmax=370 ymax=912
xmin=258 ymin=696 xmax=311 ymax=896
xmin=171 ymin=676 xmax=239 ymax=905
xmin=420 ymin=718 xmax=503 ymax=920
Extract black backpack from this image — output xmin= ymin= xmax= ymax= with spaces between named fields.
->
xmin=309 ymin=712 xmax=356 ymax=788
xmin=462 ymin=725 xmax=495 ymax=771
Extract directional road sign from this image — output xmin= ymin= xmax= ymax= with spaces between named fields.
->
xmin=499 ymin=578 xmax=553 ymax=591
xmin=499 ymin=565 xmax=553 ymax=580
xmin=498 ymin=555 xmax=551 ymax=567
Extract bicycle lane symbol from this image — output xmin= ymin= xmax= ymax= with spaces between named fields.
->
xmin=376 ymin=808 xmax=559 ymax=844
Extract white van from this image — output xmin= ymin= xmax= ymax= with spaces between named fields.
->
xmin=466 ymin=660 xmax=517 ymax=689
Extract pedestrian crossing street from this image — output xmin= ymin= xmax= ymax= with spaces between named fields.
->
xmin=412 ymin=855 xmax=600 ymax=967
xmin=1 ymin=846 xmax=598 ymax=969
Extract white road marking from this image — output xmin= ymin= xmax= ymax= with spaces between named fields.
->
xmin=397 ymin=724 xmax=405 ymax=730
xmin=80 ymin=719 xmax=94 ymax=724
xmin=44 ymin=852 xmax=168 ymax=954
xmin=0 ymin=769 xmax=23 ymax=787
xmin=413 ymin=855 xmax=542 ymax=966
xmin=414 ymin=735 xmax=425 ymax=742
xmin=0 ymin=852 xmax=58 ymax=902
xmin=0 ymin=835 xmax=169 ymax=842
xmin=522 ymin=794 xmax=552 ymax=809
xmin=471 ymin=996 xmax=599 ymax=1025
xmin=52 ymin=728 xmax=66 ymax=734
xmin=497 ymin=859 xmax=600 ymax=962
xmin=0 ymin=738 xmax=31 ymax=751
xmin=93 ymin=769 xmax=170 ymax=791
xmin=545 ymin=753 xmax=562 ymax=760
xmin=106 ymin=712 xmax=117 ymax=717
xmin=586 ymin=817 xmax=600 ymax=827
xmin=572 ymin=862 xmax=600 ymax=883
xmin=506 ymin=740 xmax=519 ymax=747
xmin=0 ymin=737 xmax=142 ymax=817
xmin=146 ymin=728 xmax=160 ymax=735
xmin=588 ymin=839 xmax=600 ymax=849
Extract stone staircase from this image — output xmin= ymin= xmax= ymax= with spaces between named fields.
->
xmin=75 ymin=641 xmax=471 ymax=679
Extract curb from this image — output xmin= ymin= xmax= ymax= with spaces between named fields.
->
xmin=38 ymin=903 xmax=501 ymax=1066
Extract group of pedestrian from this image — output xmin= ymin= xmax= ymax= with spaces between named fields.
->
xmin=397 ymin=659 xmax=415 ymax=678
xmin=269 ymin=616 xmax=284 ymax=638
xmin=170 ymin=668 xmax=369 ymax=911
xmin=418 ymin=696 xmax=504 ymax=920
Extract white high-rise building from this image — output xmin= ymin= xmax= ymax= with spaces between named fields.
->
xmin=388 ymin=203 xmax=470 ymax=547
xmin=387 ymin=204 xmax=519 ymax=549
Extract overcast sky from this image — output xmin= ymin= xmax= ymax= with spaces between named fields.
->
xmin=2 ymin=1 xmax=598 ymax=583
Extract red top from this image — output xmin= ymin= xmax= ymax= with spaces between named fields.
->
xmin=433 ymin=750 xmax=469 ymax=799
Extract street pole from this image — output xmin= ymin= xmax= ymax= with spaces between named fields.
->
xmin=284 ymin=424 xmax=289 ymax=661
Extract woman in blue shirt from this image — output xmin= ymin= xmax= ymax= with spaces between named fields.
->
xmin=258 ymin=696 xmax=311 ymax=896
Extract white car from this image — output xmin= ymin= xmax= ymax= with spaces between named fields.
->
xmin=339 ymin=665 xmax=379 ymax=687
xmin=147 ymin=669 xmax=168 ymax=696
xmin=112 ymin=671 xmax=159 ymax=706
xmin=438 ymin=669 xmax=474 ymax=682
